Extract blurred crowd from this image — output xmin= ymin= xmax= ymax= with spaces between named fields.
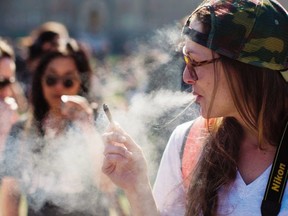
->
xmin=0 ymin=20 xmax=190 ymax=215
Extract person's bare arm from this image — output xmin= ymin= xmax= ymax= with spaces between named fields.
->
xmin=1 ymin=177 xmax=21 ymax=216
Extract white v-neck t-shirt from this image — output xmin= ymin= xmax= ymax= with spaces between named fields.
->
xmin=153 ymin=121 xmax=288 ymax=216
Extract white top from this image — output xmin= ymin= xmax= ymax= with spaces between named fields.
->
xmin=153 ymin=121 xmax=288 ymax=216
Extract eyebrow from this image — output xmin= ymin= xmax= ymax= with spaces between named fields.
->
xmin=183 ymin=46 xmax=198 ymax=56
xmin=183 ymin=46 xmax=201 ymax=62
xmin=45 ymin=67 xmax=79 ymax=76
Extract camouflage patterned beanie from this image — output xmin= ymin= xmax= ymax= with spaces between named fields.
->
xmin=183 ymin=0 xmax=288 ymax=81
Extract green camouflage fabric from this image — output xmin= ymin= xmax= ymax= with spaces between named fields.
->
xmin=183 ymin=0 xmax=288 ymax=81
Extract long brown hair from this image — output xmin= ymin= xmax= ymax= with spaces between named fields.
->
xmin=185 ymin=8 xmax=288 ymax=216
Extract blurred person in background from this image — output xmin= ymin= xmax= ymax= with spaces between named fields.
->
xmin=16 ymin=21 xmax=69 ymax=98
xmin=1 ymin=38 xmax=113 ymax=216
xmin=0 ymin=38 xmax=27 ymax=155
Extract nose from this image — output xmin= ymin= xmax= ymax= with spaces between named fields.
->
xmin=183 ymin=66 xmax=196 ymax=85
xmin=53 ymin=81 xmax=66 ymax=92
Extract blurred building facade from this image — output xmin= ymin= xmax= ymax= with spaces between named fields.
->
xmin=0 ymin=0 xmax=287 ymax=53
xmin=0 ymin=0 xmax=201 ymax=53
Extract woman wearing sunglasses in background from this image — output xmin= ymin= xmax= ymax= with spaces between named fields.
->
xmin=102 ymin=0 xmax=288 ymax=215
xmin=1 ymin=38 xmax=111 ymax=216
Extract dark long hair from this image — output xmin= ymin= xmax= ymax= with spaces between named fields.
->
xmin=31 ymin=38 xmax=92 ymax=133
xmin=185 ymin=8 xmax=288 ymax=216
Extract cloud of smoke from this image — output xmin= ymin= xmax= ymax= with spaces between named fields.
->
xmin=3 ymin=125 xmax=107 ymax=214
xmin=1 ymin=89 xmax=198 ymax=214
xmin=0 ymin=22 xmax=201 ymax=214
xmin=100 ymin=89 xmax=198 ymax=180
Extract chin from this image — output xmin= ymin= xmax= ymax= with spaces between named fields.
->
xmin=48 ymin=100 xmax=61 ymax=109
xmin=199 ymin=108 xmax=208 ymax=119
xmin=200 ymin=107 xmax=223 ymax=119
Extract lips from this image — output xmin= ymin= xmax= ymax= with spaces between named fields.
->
xmin=53 ymin=94 xmax=62 ymax=98
xmin=192 ymin=91 xmax=202 ymax=103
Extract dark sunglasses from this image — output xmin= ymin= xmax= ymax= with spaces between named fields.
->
xmin=0 ymin=77 xmax=15 ymax=89
xmin=183 ymin=47 xmax=220 ymax=81
xmin=43 ymin=75 xmax=79 ymax=88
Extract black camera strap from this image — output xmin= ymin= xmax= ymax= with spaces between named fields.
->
xmin=261 ymin=120 xmax=288 ymax=216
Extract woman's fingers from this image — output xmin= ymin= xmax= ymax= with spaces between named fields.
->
xmin=61 ymin=95 xmax=93 ymax=121
xmin=102 ymin=153 xmax=129 ymax=175
xmin=102 ymin=124 xmax=149 ymax=193
xmin=103 ymin=143 xmax=132 ymax=159
xmin=103 ymin=125 xmax=141 ymax=153
xmin=103 ymin=131 xmax=127 ymax=144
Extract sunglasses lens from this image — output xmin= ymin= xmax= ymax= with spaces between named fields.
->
xmin=63 ymin=79 xmax=74 ymax=88
xmin=45 ymin=76 xmax=57 ymax=87
xmin=184 ymin=55 xmax=190 ymax=64
xmin=44 ymin=75 xmax=76 ymax=88
xmin=184 ymin=55 xmax=198 ymax=81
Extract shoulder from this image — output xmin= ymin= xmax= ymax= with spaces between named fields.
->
xmin=9 ymin=118 xmax=27 ymax=136
xmin=170 ymin=120 xmax=195 ymax=140
xmin=174 ymin=120 xmax=195 ymax=132
xmin=162 ymin=119 xmax=196 ymax=156
xmin=11 ymin=119 xmax=26 ymax=129
xmin=5 ymin=117 xmax=32 ymax=147
xmin=169 ymin=116 xmax=205 ymax=145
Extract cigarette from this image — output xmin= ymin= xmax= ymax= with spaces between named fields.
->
xmin=103 ymin=103 xmax=113 ymax=123
xmin=61 ymin=95 xmax=69 ymax=103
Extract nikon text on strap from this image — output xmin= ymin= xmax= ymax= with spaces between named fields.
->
xmin=261 ymin=120 xmax=288 ymax=216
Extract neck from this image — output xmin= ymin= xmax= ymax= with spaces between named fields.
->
xmin=49 ymin=108 xmax=63 ymax=118
xmin=44 ymin=109 xmax=67 ymax=131
xmin=238 ymin=133 xmax=276 ymax=185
